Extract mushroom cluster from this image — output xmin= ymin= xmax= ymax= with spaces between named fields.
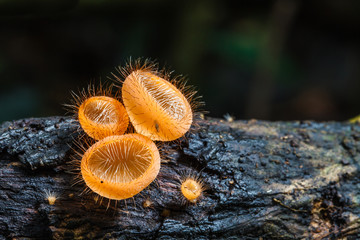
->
xmin=71 ymin=58 xmax=199 ymax=202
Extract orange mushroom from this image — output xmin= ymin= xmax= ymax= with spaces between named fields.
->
xmin=66 ymin=84 xmax=129 ymax=140
xmin=80 ymin=134 xmax=160 ymax=200
xmin=121 ymin=67 xmax=193 ymax=141
xmin=78 ymin=96 xmax=129 ymax=140
xmin=181 ymin=177 xmax=204 ymax=204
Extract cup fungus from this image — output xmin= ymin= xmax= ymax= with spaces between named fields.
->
xmin=78 ymin=96 xmax=129 ymax=140
xmin=180 ymin=174 xmax=204 ymax=204
xmin=119 ymin=61 xmax=193 ymax=141
xmin=44 ymin=190 xmax=58 ymax=205
xmin=81 ymin=134 xmax=160 ymax=200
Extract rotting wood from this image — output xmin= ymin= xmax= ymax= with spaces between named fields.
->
xmin=0 ymin=116 xmax=359 ymax=239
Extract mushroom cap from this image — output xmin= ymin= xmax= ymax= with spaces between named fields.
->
xmin=122 ymin=70 xmax=192 ymax=141
xmin=81 ymin=134 xmax=160 ymax=200
xmin=78 ymin=96 xmax=129 ymax=140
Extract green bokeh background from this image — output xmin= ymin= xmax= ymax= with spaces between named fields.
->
xmin=0 ymin=0 xmax=360 ymax=123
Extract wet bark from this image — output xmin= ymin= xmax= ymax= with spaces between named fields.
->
xmin=0 ymin=116 xmax=359 ymax=239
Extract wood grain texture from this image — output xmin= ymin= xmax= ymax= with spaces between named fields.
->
xmin=0 ymin=117 xmax=359 ymax=239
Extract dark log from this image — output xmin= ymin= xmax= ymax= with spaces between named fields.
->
xmin=0 ymin=116 xmax=359 ymax=239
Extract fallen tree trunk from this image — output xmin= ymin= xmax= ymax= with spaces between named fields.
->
xmin=0 ymin=116 xmax=359 ymax=239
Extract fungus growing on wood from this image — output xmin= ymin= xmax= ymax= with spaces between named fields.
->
xmin=80 ymin=134 xmax=160 ymax=200
xmin=67 ymin=84 xmax=129 ymax=140
xmin=78 ymin=96 xmax=129 ymax=140
xmin=179 ymin=172 xmax=205 ymax=204
xmin=116 ymin=59 xmax=197 ymax=141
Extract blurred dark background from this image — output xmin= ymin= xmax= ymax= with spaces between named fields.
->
xmin=0 ymin=0 xmax=359 ymax=123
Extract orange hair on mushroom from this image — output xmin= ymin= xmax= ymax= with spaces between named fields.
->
xmin=80 ymin=134 xmax=160 ymax=200
xmin=66 ymin=84 xmax=129 ymax=140
xmin=114 ymin=58 xmax=200 ymax=141
xmin=179 ymin=171 xmax=205 ymax=204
